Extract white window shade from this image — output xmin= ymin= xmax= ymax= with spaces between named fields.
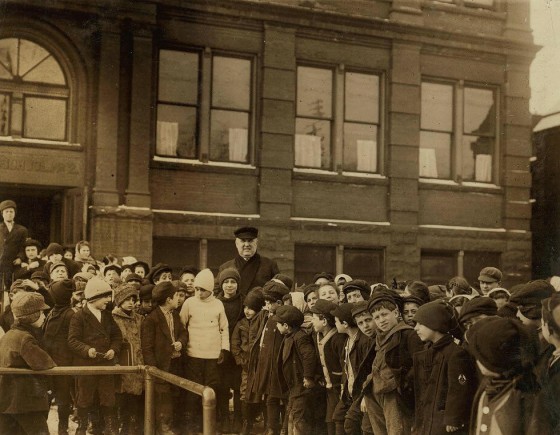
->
xmin=228 ymin=128 xmax=248 ymax=162
xmin=475 ymin=154 xmax=492 ymax=182
xmin=356 ymin=139 xmax=377 ymax=172
xmin=419 ymin=148 xmax=438 ymax=178
xmin=156 ymin=121 xmax=178 ymax=156
xmin=295 ymin=134 xmax=322 ymax=168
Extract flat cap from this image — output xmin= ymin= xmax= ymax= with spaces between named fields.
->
xmin=478 ymin=267 xmax=503 ymax=283
xmin=275 ymin=305 xmax=304 ymax=328
xmin=234 ymin=226 xmax=258 ymax=239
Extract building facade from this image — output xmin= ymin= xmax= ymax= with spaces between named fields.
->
xmin=0 ymin=0 xmax=536 ymax=286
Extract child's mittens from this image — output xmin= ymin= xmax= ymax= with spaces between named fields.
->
xmin=104 ymin=349 xmax=115 ymax=360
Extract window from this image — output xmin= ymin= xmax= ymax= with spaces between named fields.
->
xmin=420 ymin=81 xmax=496 ymax=183
xmin=294 ymin=244 xmax=384 ymax=286
xmin=0 ymin=38 xmax=69 ymax=141
xmin=295 ymin=65 xmax=381 ymax=173
xmin=152 ymin=237 xmax=200 ymax=276
xmin=156 ymin=49 xmax=253 ymax=164
xmin=206 ymin=239 xmax=238 ymax=276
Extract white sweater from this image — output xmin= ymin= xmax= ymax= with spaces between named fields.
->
xmin=179 ymin=294 xmax=229 ymax=359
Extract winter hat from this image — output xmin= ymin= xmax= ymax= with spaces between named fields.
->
xmin=487 ymin=287 xmax=511 ymax=299
xmin=194 ymin=268 xmax=214 ymax=292
xmin=152 ymin=281 xmax=176 ymax=305
xmin=148 ymin=263 xmax=172 ymax=284
xmin=510 ymin=280 xmax=555 ymax=320
xmin=125 ymin=273 xmax=143 ymax=284
xmin=351 ymin=300 xmax=370 ymax=319
xmin=114 ymin=283 xmax=139 ymax=307
xmin=73 ymin=271 xmax=94 ymax=282
xmin=179 ymin=265 xmax=199 ymax=278
xmin=244 ymin=288 xmax=266 ymax=312
xmin=310 ymin=299 xmax=337 ymax=325
xmin=467 ymin=317 xmax=537 ymax=376
xmin=478 ymin=267 xmax=503 ymax=283
xmin=0 ymin=199 xmax=16 ymax=213
xmin=368 ymin=290 xmax=403 ymax=314
xmin=406 ymin=281 xmax=431 ymax=304
xmin=12 ymin=292 xmax=49 ymax=324
xmin=24 ymin=238 xmax=41 ymax=249
xmin=272 ymin=274 xmax=293 ymax=290
xmin=313 ymin=272 xmax=334 ymax=283
xmin=45 ymin=243 xmax=64 ymax=258
xmin=458 ymin=297 xmax=498 ymax=324
xmin=303 ymin=283 xmax=320 ymax=302
xmin=31 ymin=271 xmax=50 ymax=283
xmin=139 ymin=284 xmax=155 ymax=302
xmin=103 ymin=263 xmax=122 ymax=276
xmin=262 ymin=279 xmax=290 ymax=302
xmin=342 ymin=280 xmax=370 ymax=300
xmin=414 ymin=300 xmax=459 ymax=334
xmin=49 ymin=261 xmax=68 ymax=275
xmin=275 ymin=305 xmax=304 ymax=328
xmin=330 ymin=303 xmax=357 ymax=327
xmin=335 ymin=274 xmax=352 ymax=285
xmin=51 ymin=279 xmax=75 ymax=306
xmin=219 ymin=268 xmax=241 ymax=287
xmin=84 ymin=277 xmax=113 ymax=301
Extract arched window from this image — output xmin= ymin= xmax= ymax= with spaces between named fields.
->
xmin=0 ymin=38 xmax=69 ymax=142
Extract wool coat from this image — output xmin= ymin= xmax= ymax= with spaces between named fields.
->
xmin=231 ymin=316 xmax=252 ymax=368
xmin=313 ymin=328 xmax=346 ymax=390
xmin=219 ymin=253 xmax=280 ymax=297
xmin=112 ymin=307 xmax=144 ymax=395
xmin=278 ymin=328 xmax=317 ymax=398
xmin=530 ymin=355 xmax=560 ymax=434
xmin=413 ymin=334 xmax=477 ymax=435
xmin=341 ymin=331 xmax=374 ymax=400
xmin=68 ymin=304 xmax=123 ymax=366
xmin=352 ymin=332 xmax=376 ymax=399
xmin=13 ymin=258 xmax=46 ymax=280
xmin=43 ymin=305 xmax=75 ymax=365
xmin=0 ymin=222 xmax=27 ymax=276
xmin=0 ymin=324 xmax=56 ymax=414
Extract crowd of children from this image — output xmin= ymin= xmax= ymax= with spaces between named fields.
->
xmin=1 ymin=234 xmax=560 ymax=435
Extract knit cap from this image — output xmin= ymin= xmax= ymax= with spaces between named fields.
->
xmin=114 ymin=283 xmax=139 ymax=307
xmin=194 ymin=268 xmax=215 ymax=292
xmin=84 ymin=277 xmax=113 ymax=301
xmin=219 ymin=268 xmax=241 ymax=287
xmin=510 ymin=279 xmax=555 ymax=320
xmin=139 ymin=284 xmax=155 ymax=302
xmin=45 ymin=243 xmax=64 ymax=258
xmin=330 ymin=303 xmax=356 ymax=327
xmin=342 ymin=280 xmax=370 ymax=299
xmin=244 ymin=288 xmax=265 ymax=312
xmin=49 ymin=261 xmax=68 ymax=275
xmin=458 ymin=297 xmax=497 ymax=324
xmin=262 ymin=279 xmax=290 ymax=302
xmin=414 ymin=300 xmax=458 ymax=334
xmin=11 ymin=292 xmax=49 ymax=324
xmin=406 ymin=281 xmax=431 ymax=304
xmin=51 ymin=279 xmax=75 ymax=306
xmin=272 ymin=273 xmax=293 ymax=291
xmin=275 ymin=305 xmax=304 ymax=328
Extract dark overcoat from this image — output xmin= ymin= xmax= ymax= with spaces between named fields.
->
xmin=0 ymin=324 xmax=56 ymax=414
xmin=43 ymin=305 xmax=75 ymax=365
xmin=413 ymin=334 xmax=477 ymax=435
xmin=13 ymin=258 xmax=46 ymax=280
xmin=219 ymin=253 xmax=280 ymax=296
xmin=530 ymin=357 xmax=560 ymax=434
xmin=313 ymin=329 xmax=346 ymax=389
xmin=278 ymin=328 xmax=317 ymax=398
xmin=341 ymin=331 xmax=374 ymax=400
xmin=0 ymin=222 xmax=28 ymax=276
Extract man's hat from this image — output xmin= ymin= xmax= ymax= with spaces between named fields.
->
xmin=0 ymin=199 xmax=16 ymax=213
xmin=478 ymin=267 xmax=503 ymax=283
xmin=510 ymin=279 xmax=555 ymax=320
xmin=11 ymin=292 xmax=49 ymax=324
xmin=31 ymin=271 xmax=50 ymax=283
xmin=179 ymin=265 xmax=200 ymax=278
xmin=152 ymin=281 xmax=176 ymax=304
xmin=125 ymin=273 xmax=143 ymax=284
xmin=342 ymin=280 xmax=370 ymax=298
xmin=414 ymin=300 xmax=459 ymax=334
xmin=244 ymin=288 xmax=266 ymax=312
xmin=313 ymin=272 xmax=334 ymax=283
xmin=351 ymin=300 xmax=370 ymax=318
xmin=84 ymin=278 xmax=113 ymax=301
xmin=310 ymin=299 xmax=337 ymax=324
xmin=234 ymin=226 xmax=258 ymax=239
xmin=262 ymin=280 xmax=290 ymax=302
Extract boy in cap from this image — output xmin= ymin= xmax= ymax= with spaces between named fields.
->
xmin=179 ymin=265 xmax=199 ymax=298
xmin=180 ymin=269 xmax=230 ymax=432
xmin=458 ymin=297 xmax=497 ymax=332
xmin=138 ymin=283 xmax=155 ymax=316
xmin=50 ymin=260 xmax=69 ymax=283
xmin=402 ymin=296 xmax=425 ymax=327
xmin=148 ymin=263 xmax=173 ymax=285
xmin=412 ymin=301 xmax=476 ymax=435
xmin=403 ymin=281 xmax=431 ymax=304
xmin=477 ymin=267 xmax=502 ymax=295
xmin=103 ymin=264 xmax=122 ymax=289
xmin=343 ymin=280 xmax=370 ymax=304
xmin=0 ymin=199 xmax=28 ymax=291
xmin=43 ymin=242 xmax=80 ymax=279
xmin=142 ymin=280 xmax=187 ymax=434
xmin=318 ymin=282 xmax=340 ymax=305
xmin=0 ymin=292 xmax=54 ymax=435
xmin=68 ymin=277 xmax=123 ymax=435
xmin=304 ymin=283 xmax=320 ymax=310
xmin=232 ymin=288 xmax=266 ymax=435
xmin=363 ymin=293 xmax=424 ymax=435
xmin=276 ymin=305 xmax=318 ymax=435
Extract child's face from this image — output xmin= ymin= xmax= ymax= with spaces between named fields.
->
xmin=197 ymin=287 xmax=212 ymax=301
xmin=120 ymin=295 xmax=137 ymax=312
xmin=346 ymin=290 xmax=365 ymax=304
xmin=222 ymin=278 xmax=238 ymax=298
xmin=51 ymin=266 xmax=69 ymax=282
xmin=265 ymin=299 xmax=281 ymax=314
xmin=49 ymin=253 xmax=62 ymax=263
xmin=25 ymin=246 xmax=38 ymax=260
xmin=134 ymin=266 xmax=146 ymax=278
xmin=244 ymin=306 xmax=257 ymax=320
xmin=169 ymin=291 xmax=180 ymax=309
xmin=155 ymin=272 xmax=172 ymax=284
xmin=355 ymin=312 xmax=375 ymax=337
xmin=121 ymin=268 xmax=131 ymax=280
xmin=306 ymin=292 xmax=318 ymax=309
xmin=319 ymin=285 xmax=339 ymax=304
xmin=141 ymin=299 xmax=153 ymax=311
xmin=334 ymin=317 xmax=346 ymax=334
xmin=414 ymin=322 xmax=438 ymax=343
xmin=276 ymin=322 xmax=290 ymax=335
xmin=105 ymin=269 xmax=119 ymax=284
xmin=79 ymin=245 xmax=90 ymax=258
xmin=89 ymin=294 xmax=112 ymax=310
xmin=64 ymin=251 xmax=73 ymax=260
xmin=176 ymin=291 xmax=186 ymax=306
xmin=311 ymin=313 xmax=328 ymax=334
xmin=371 ymin=307 xmax=399 ymax=332
xmin=181 ymin=273 xmax=196 ymax=295
xmin=403 ymin=302 xmax=419 ymax=327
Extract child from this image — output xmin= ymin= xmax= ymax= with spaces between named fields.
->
xmin=180 ymin=269 xmax=229 ymax=432
xmin=304 ymin=283 xmax=320 ymax=310
xmin=276 ymin=305 xmax=318 ymax=435
xmin=112 ymin=284 xmax=144 ymax=434
xmin=343 ymin=280 xmax=370 ymax=304
xmin=50 ymin=260 xmax=69 ymax=283
xmin=172 ymin=280 xmax=188 ymax=311
xmin=138 ymin=284 xmax=155 ymax=316
xmin=467 ymin=316 xmax=539 ymax=434
xmin=457 ymin=296 xmax=497 ymax=332
xmin=217 ymin=267 xmax=245 ymax=432
xmin=402 ymin=295 xmax=424 ymax=327
xmin=68 ymin=277 xmax=123 ymax=435
xmin=179 ymin=265 xmax=199 ymax=299
xmin=0 ymin=292 xmax=54 ymax=435
xmin=74 ymin=240 xmax=96 ymax=269
xmin=231 ymin=288 xmax=266 ymax=435
xmin=363 ymin=293 xmax=424 ymax=435
xmin=403 ymin=281 xmax=431 ymax=305
xmin=486 ymin=287 xmax=510 ymax=310
xmin=318 ymin=282 xmax=340 ymax=305
xmin=412 ymin=300 xmax=476 ymax=435
xmin=142 ymin=281 xmax=188 ymax=434
xmin=148 ymin=263 xmax=173 ymax=285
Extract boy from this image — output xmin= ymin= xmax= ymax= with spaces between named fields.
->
xmin=179 ymin=265 xmax=199 ymax=298
xmin=318 ymin=282 xmax=340 ymax=305
xmin=180 ymin=269 xmax=229 ymax=432
xmin=486 ymin=287 xmax=511 ymax=310
xmin=343 ymin=280 xmax=370 ymax=304
xmin=402 ymin=295 xmax=424 ymax=327
xmin=138 ymin=283 xmax=155 ymax=316
xmin=142 ymin=280 xmax=188 ymax=434
xmin=50 ymin=260 xmax=69 ymax=283
xmin=477 ymin=266 xmax=502 ymax=295
xmin=231 ymin=288 xmax=266 ymax=435
xmin=304 ymin=283 xmax=320 ymax=310
xmin=276 ymin=305 xmax=317 ymax=435
xmin=413 ymin=301 xmax=476 ymax=435
xmin=457 ymin=296 xmax=497 ymax=331
xmin=172 ymin=280 xmax=188 ymax=310
xmin=148 ymin=263 xmax=173 ymax=285
xmin=363 ymin=293 xmax=423 ymax=435
xmin=68 ymin=277 xmax=123 ymax=435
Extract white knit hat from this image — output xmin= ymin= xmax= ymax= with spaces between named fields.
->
xmin=194 ymin=268 xmax=214 ymax=292
xmin=84 ymin=277 xmax=113 ymax=301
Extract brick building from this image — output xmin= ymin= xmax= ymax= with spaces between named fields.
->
xmin=0 ymin=0 xmax=536 ymax=287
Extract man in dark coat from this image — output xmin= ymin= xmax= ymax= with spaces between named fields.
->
xmin=0 ymin=200 xmax=28 ymax=291
xmin=219 ymin=227 xmax=280 ymax=297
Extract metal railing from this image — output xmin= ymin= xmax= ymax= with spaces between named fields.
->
xmin=0 ymin=365 xmax=216 ymax=435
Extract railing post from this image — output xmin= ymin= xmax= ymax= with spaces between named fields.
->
xmin=144 ymin=367 xmax=156 ymax=435
xmin=202 ymin=386 xmax=216 ymax=435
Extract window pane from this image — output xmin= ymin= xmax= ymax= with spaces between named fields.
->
xmin=24 ymin=97 xmax=66 ymax=140
xmin=421 ymin=82 xmax=453 ymax=132
xmin=158 ymin=50 xmax=199 ymax=104
xmin=156 ymin=104 xmax=197 ymax=158
xmin=345 ymin=72 xmax=379 ymax=123
xmin=19 ymin=39 xmax=49 ymax=77
xmin=343 ymin=122 xmax=377 ymax=172
xmin=212 ymin=56 xmax=251 ymax=110
xmin=0 ymin=38 xmax=17 ymax=76
xmin=343 ymin=248 xmax=384 ymax=283
xmin=464 ymin=87 xmax=495 ymax=135
xmin=463 ymin=251 xmax=500 ymax=291
xmin=421 ymin=251 xmax=456 ymax=286
xmin=295 ymin=118 xmax=331 ymax=169
xmin=297 ymin=66 xmax=332 ymax=118
xmin=462 ymin=135 xmax=493 ymax=182
xmin=207 ymin=239 xmax=238 ymax=277
xmin=420 ymin=131 xmax=451 ymax=178
xmin=23 ymin=56 xmax=65 ymax=85
xmin=294 ymin=245 xmax=336 ymax=287
xmin=210 ymin=109 xmax=249 ymax=162
xmin=0 ymin=93 xmax=9 ymax=135
xmin=152 ymin=237 xmax=199 ymax=277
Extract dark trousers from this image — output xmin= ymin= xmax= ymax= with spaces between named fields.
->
xmin=286 ymin=394 xmax=310 ymax=435
xmin=184 ymin=356 xmax=221 ymax=427
xmin=266 ymin=395 xmax=285 ymax=434
xmin=52 ymin=375 xmax=73 ymax=426
xmin=75 ymin=374 xmax=116 ymax=409
xmin=0 ymin=412 xmax=49 ymax=435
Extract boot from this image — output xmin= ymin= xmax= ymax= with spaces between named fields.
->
xmin=102 ymin=407 xmax=120 ymax=435
xmin=74 ymin=409 xmax=89 ymax=435
xmin=57 ymin=408 xmax=70 ymax=435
